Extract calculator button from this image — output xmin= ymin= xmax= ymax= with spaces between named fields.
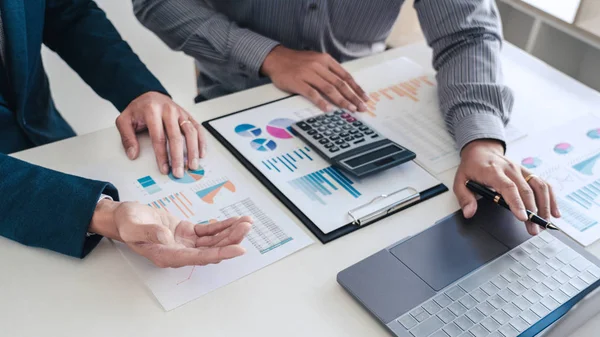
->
xmin=341 ymin=143 xmax=350 ymax=149
xmin=340 ymin=132 xmax=350 ymax=137
xmin=296 ymin=122 xmax=311 ymax=131
xmin=344 ymin=136 xmax=354 ymax=142
xmin=329 ymin=146 xmax=340 ymax=152
xmin=313 ymin=122 xmax=322 ymax=127
xmin=364 ymin=130 xmax=374 ymax=135
xmin=307 ymin=118 xmax=316 ymax=124
xmin=358 ymin=126 xmax=369 ymax=131
xmin=318 ymin=127 xmax=326 ymax=132
xmin=354 ymin=133 xmax=364 ymax=138
xmin=341 ymin=113 xmax=350 ymax=118
xmin=324 ymin=143 xmax=334 ymax=148
xmin=336 ymin=121 xmax=345 ymax=126
xmin=319 ymin=139 xmax=329 ymax=144
xmin=313 ymin=134 xmax=323 ymax=140
xmin=333 ymin=128 xmax=342 ymax=133
xmin=353 ymin=121 xmax=363 ymax=127
xmin=307 ymin=129 xmax=317 ymax=135
xmin=343 ymin=125 xmax=352 ymax=130
xmin=347 ymin=117 xmax=356 ymax=122
xmin=334 ymin=110 xmax=344 ymax=115
xmin=326 ymin=112 xmax=335 ymax=117
xmin=371 ymin=134 xmax=379 ymax=139
xmin=350 ymin=129 xmax=359 ymax=134
xmin=354 ymin=138 xmax=365 ymax=144
xmin=335 ymin=139 xmax=345 ymax=145
xmin=327 ymin=123 xmax=336 ymax=129
xmin=324 ymin=131 xmax=333 ymax=136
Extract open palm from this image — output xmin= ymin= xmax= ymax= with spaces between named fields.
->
xmin=113 ymin=202 xmax=252 ymax=268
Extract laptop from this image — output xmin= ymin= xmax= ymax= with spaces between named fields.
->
xmin=337 ymin=200 xmax=600 ymax=337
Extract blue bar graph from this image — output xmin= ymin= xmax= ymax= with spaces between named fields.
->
xmin=262 ymin=146 xmax=313 ymax=173
xmin=137 ymin=176 xmax=161 ymax=194
xmin=566 ymin=179 xmax=600 ymax=210
xmin=289 ymin=166 xmax=361 ymax=205
xmin=557 ymin=198 xmax=598 ymax=232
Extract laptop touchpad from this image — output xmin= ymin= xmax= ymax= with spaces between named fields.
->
xmin=390 ymin=214 xmax=509 ymax=291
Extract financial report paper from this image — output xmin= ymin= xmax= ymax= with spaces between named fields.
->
xmin=82 ymin=148 xmax=313 ymax=311
xmin=508 ymin=115 xmax=600 ymax=246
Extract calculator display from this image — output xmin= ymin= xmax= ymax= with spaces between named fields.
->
xmin=345 ymin=145 xmax=404 ymax=168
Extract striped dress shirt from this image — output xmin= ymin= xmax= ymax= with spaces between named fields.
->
xmin=133 ymin=0 xmax=514 ymax=150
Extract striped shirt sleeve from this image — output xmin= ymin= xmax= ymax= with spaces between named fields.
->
xmin=132 ymin=0 xmax=280 ymax=78
xmin=415 ymin=0 xmax=514 ymax=151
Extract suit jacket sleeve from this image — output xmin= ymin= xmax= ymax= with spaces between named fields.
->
xmin=0 ymin=153 xmax=119 ymax=258
xmin=42 ymin=0 xmax=169 ymax=112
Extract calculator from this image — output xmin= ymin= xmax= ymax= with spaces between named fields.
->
xmin=291 ymin=110 xmax=416 ymax=177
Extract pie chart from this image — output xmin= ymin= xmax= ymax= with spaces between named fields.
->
xmin=522 ymin=157 xmax=542 ymax=169
xmin=169 ymin=166 xmax=206 ymax=183
xmin=235 ymin=124 xmax=262 ymax=138
xmin=553 ymin=142 xmax=573 ymax=155
xmin=587 ymin=128 xmax=600 ymax=139
xmin=251 ymin=138 xmax=277 ymax=152
xmin=266 ymin=118 xmax=295 ymax=139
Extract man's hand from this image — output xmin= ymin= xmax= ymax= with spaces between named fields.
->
xmin=90 ymin=199 xmax=252 ymax=268
xmin=116 ymin=92 xmax=207 ymax=179
xmin=261 ymin=45 xmax=369 ymax=112
xmin=454 ymin=139 xmax=561 ymax=235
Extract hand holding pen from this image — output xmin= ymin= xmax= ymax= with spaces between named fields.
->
xmin=466 ymin=180 xmax=560 ymax=231
xmin=453 ymin=141 xmax=561 ymax=236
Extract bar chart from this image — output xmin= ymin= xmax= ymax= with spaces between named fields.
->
xmin=365 ymin=75 xmax=436 ymax=117
xmin=566 ymin=179 xmax=600 ymax=210
xmin=261 ymin=146 xmax=313 ymax=173
xmin=137 ymin=176 xmax=162 ymax=195
xmin=147 ymin=192 xmax=195 ymax=219
xmin=220 ymin=198 xmax=293 ymax=254
xmin=288 ymin=166 xmax=361 ymax=205
xmin=557 ymin=198 xmax=598 ymax=232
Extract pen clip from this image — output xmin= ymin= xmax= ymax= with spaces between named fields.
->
xmin=348 ymin=187 xmax=420 ymax=226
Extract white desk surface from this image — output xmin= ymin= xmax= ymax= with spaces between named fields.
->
xmin=2 ymin=42 xmax=600 ymax=337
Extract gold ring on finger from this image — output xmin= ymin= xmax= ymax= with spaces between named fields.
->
xmin=180 ymin=120 xmax=192 ymax=128
xmin=525 ymin=174 xmax=538 ymax=183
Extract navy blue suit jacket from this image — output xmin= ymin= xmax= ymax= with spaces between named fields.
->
xmin=0 ymin=0 xmax=168 ymax=257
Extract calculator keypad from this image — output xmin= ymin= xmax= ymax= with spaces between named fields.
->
xmin=294 ymin=110 xmax=382 ymax=155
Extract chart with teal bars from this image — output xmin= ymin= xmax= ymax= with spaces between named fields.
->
xmin=506 ymin=115 xmax=600 ymax=246
xmin=289 ymin=166 xmax=361 ymax=205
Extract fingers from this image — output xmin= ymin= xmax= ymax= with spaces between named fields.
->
xmin=298 ymin=83 xmax=333 ymax=112
xmin=314 ymin=64 xmax=366 ymax=112
xmin=548 ymin=184 xmax=561 ymax=218
xmin=192 ymin=120 xmax=207 ymax=158
xmin=487 ymin=171 xmax=528 ymax=222
xmin=152 ymin=245 xmax=247 ymax=268
xmin=115 ymin=115 xmax=140 ymax=160
xmin=179 ymin=116 xmax=200 ymax=170
xmin=453 ymin=172 xmax=478 ymax=218
xmin=146 ymin=112 xmax=170 ymax=175
xmin=196 ymin=221 xmax=252 ymax=247
xmin=504 ymin=167 xmax=538 ymax=219
xmin=163 ymin=108 xmax=185 ymax=178
xmin=194 ymin=216 xmax=253 ymax=237
xmin=327 ymin=58 xmax=369 ymax=103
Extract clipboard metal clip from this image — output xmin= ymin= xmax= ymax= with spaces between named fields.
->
xmin=347 ymin=187 xmax=420 ymax=226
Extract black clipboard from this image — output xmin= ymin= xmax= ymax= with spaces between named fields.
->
xmin=203 ymin=96 xmax=448 ymax=243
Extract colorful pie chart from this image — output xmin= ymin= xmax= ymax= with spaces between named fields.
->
xmin=266 ymin=118 xmax=295 ymax=139
xmin=553 ymin=142 xmax=573 ymax=155
xmin=251 ymin=138 xmax=277 ymax=152
xmin=587 ymin=128 xmax=600 ymax=139
xmin=169 ymin=167 xmax=206 ymax=183
xmin=235 ymin=124 xmax=262 ymax=138
xmin=521 ymin=157 xmax=542 ymax=169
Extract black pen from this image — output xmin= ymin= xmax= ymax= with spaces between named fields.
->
xmin=466 ymin=180 xmax=560 ymax=231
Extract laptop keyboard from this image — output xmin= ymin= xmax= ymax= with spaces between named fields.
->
xmin=396 ymin=231 xmax=600 ymax=337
